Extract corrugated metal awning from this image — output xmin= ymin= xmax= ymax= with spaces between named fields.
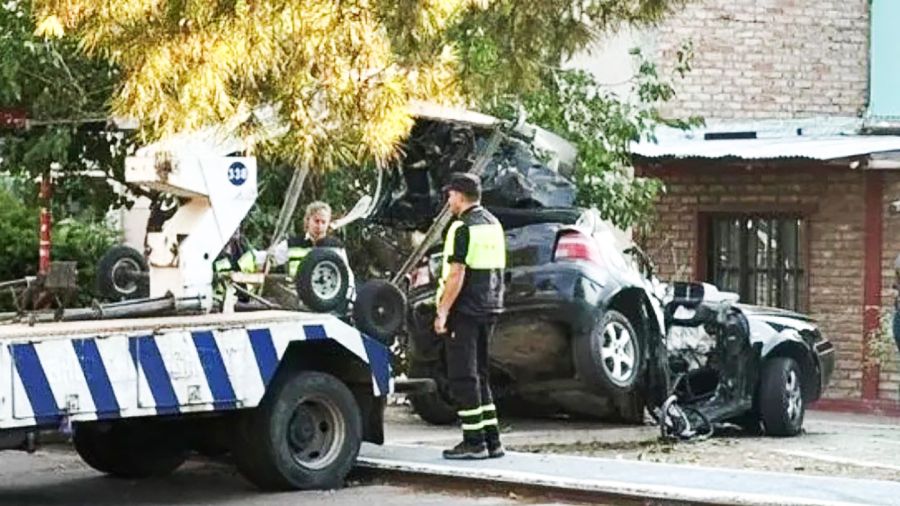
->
xmin=632 ymin=134 xmax=900 ymax=161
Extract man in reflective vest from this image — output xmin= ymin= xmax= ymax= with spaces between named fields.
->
xmin=434 ymin=172 xmax=506 ymax=460
xmin=212 ymin=230 xmax=262 ymax=304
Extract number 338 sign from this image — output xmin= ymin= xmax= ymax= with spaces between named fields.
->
xmin=228 ymin=162 xmax=248 ymax=186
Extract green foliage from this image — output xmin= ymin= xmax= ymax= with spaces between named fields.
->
xmin=0 ymin=186 xmax=118 ymax=310
xmin=0 ymin=186 xmax=39 ymax=281
xmin=243 ymin=163 xmax=378 ymax=267
xmin=452 ymin=0 xmax=683 ymax=104
xmin=32 ymin=0 xmax=686 ymax=171
xmin=0 ymin=0 xmax=134 ymax=221
xmin=486 ymin=47 xmax=702 ymax=230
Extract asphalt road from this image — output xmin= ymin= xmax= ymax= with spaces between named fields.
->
xmin=0 ymin=446 xmax=573 ymax=506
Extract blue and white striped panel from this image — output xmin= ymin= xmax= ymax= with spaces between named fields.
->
xmin=0 ymin=317 xmax=392 ymax=430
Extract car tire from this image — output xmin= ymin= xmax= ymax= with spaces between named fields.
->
xmin=296 ymin=248 xmax=351 ymax=313
xmin=353 ymin=280 xmax=406 ymax=346
xmin=96 ymin=245 xmax=149 ymax=301
xmin=73 ymin=421 xmax=187 ymax=478
xmin=232 ymin=370 xmax=362 ymax=490
xmin=759 ymin=357 xmax=805 ymax=437
xmin=408 ymin=359 xmax=457 ymax=425
xmin=575 ymin=310 xmax=643 ymax=395
xmin=730 ymin=413 xmax=763 ymax=435
xmin=612 ymin=391 xmax=646 ymax=424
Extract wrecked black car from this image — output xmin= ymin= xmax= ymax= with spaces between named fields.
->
xmin=366 ymin=105 xmax=834 ymax=436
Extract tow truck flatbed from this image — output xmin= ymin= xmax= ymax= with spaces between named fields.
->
xmin=0 ymin=310 xmax=391 ymax=430
xmin=0 ymin=310 xmax=391 ymax=490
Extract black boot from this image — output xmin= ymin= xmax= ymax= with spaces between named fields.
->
xmin=442 ymin=440 xmax=488 ymax=460
xmin=486 ymin=438 xmax=505 ymax=459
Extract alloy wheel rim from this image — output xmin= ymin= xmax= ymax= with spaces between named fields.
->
xmin=786 ymin=369 xmax=802 ymax=422
xmin=599 ymin=321 xmax=637 ymax=385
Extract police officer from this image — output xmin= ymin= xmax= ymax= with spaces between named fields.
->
xmin=434 ymin=173 xmax=506 ymax=460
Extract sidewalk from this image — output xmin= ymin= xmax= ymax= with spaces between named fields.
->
xmin=358 ymin=442 xmax=900 ymax=506
xmin=366 ymin=406 xmax=900 ymax=505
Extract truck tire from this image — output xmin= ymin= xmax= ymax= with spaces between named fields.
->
xmin=574 ymin=310 xmax=643 ymax=395
xmin=353 ymin=280 xmax=406 ymax=346
xmin=232 ymin=370 xmax=362 ymax=490
xmin=759 ymin=357 xmax=805 ymax=437
xmin=408 ymin=360 xmax=457 ymax=425
xmin=296 ymin=249 xmax=351 ymax=313
xmin=72 ymin=421 xmax=187 ymax=478
xmin=96 ymin=245 xmax=149 ymax=301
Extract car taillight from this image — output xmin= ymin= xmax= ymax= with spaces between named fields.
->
xmin=554 ymin=231 xmax=603 ymax=264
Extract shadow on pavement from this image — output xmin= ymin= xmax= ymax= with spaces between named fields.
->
xmin=0 ymin=460 xmax=271 ymax=506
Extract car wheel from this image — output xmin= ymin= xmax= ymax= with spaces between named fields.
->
xmin=232 ymin=370 xmax=362 ymax=490
xmin=613 ymin=391 xmax=646 ymax=424
xmin=729 ymin=413 xmax=763 ymax=435
xmin=353 ymin=280 xmax=406 ymax=346
xmin=96 ymin=245 xmax=149 ymax=301
xmin=407 ymin=359 xmax=457 ymax=425
xmin=575 ymin=310 xmax=643 ymax=395
xmin=296 ymin=248 xmax=351 ymax=313
xmin=759 ymin=357 xmax=805 ymax=437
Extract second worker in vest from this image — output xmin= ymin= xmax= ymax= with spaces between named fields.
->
xmin=270 ymin=201 xmax=345 ymax=276
xmin=434 ymin=173 xmax=507 ymax=460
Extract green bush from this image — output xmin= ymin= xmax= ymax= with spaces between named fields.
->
xmin=0 ymin=187 xmax=117 ymax=310
xmin=0 ymin=187 xmax=39 ymax=281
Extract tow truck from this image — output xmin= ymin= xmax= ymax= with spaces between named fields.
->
xmin=0 ymin=113 xmax=391 ymax=491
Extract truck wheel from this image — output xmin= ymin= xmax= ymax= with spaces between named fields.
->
xmin=296 ymin=249 xmax=350 ymax=313
xmin=353 ymin=280 xmax=406 ymax=346
xmin=574 ymin=310 xmax=643 ymax=395
xmin=96 ymin=245 xmax=149 ymax=301
xmin=759 ymin=357 xmax=805 ymax=437
xmin=233 ymin=370 xmax=362 ymax=490
xmin=72 ymin=421 xmax=187 ymax=478
xmin=408 ymin=360 xmax=457 ymax=425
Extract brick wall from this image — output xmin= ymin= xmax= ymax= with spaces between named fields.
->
xmin=640 ymin=165 xmax=865 ymax=400
xmin=880 ymin=172 xmax=900 ymax=402
xmin=654 ymin=0 xmax=870 ymax=120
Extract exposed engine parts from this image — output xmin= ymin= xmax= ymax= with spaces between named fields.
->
xmin=655 ymin=282 xmax=759 ymax=441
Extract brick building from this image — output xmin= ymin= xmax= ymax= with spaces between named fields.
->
xmin=631 ymin=0 xmax=900 ymax=413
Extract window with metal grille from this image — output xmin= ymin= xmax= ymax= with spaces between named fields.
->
xmin=707 ymin=215 xmax=806 ymax=311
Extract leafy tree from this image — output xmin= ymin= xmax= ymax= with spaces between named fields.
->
xmin=0 ymin=186 xmax=116 ymax=310
xmin=1 ymin=0 xmax=133 ymax=220
xmin=32 ymin=0 xmax=685 ymax=173
xmin=0 ymin=1 xmax=126 ymax=296
xmin=489 ymin=47 xmax=701 ymax=230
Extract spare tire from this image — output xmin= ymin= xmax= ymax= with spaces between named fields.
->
xmin=296 ymin=248 xmax=350 ymax=313
xmin=96 ymin=245 xmax=149 ymax=301
xmin=353 ymin=280 xmax=406 ymax=346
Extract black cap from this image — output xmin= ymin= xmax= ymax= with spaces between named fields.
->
xmin=441 ymin=172 xmax=481 ymax=200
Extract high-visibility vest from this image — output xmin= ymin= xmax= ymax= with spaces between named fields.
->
xmin=436 ymin=219 xmax=506 ymax=305
xmin=237 ymin=251 xmax=257 ymax=273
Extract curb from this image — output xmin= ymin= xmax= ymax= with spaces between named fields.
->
xmin=356 ymin=446 xmax=876 ymax=506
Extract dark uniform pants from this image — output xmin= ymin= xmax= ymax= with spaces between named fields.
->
xmin=446 ymin=312 xmax=500 ymax=445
